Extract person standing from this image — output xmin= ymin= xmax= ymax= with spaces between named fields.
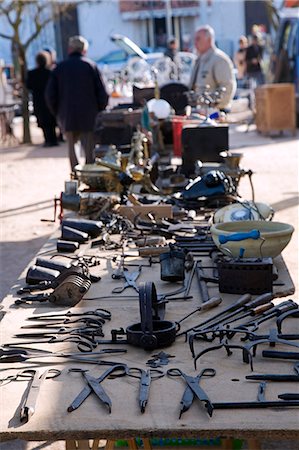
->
xmin=245 ymin=34 xmax=264 ymax=86
xmin=164 ymin=37 xmax=179 ymax=61
xmin=234 ymin=35 xmax=248 ymax=87
xmin=189 ymin=25 xmax=236 ymax=110
xmin=26 ymin=51 xmax=58 ymax=147
xmin=45 ymin=35 xmax=109 ymax=172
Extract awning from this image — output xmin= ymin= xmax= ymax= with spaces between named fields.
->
xmin=121 ymin=7 xmax=199 ymax=20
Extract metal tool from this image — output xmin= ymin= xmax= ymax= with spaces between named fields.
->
xmin=176 ymin=297 xmax=222 ymax=337
xmin=276 ymin=306 xmax=299 ymax=333
xmin=112 ymin=267 xmax=141 ymax=294
xmin=213 ymin=382 xmax=299 ymax=411
xmin=126 ymin=367 xmax=164 ymax=413
xmin=19 ymin=368 xmax=61 ymax=422
xmin=0 ymin=347 xmax=126 ymax=364
xmin=180 ymin=293 xmax=252 ymax=335
xmin=67 ymin=364 xmax=126 ymax=412
xmin=236 ymin=300 xmax=298 ymax=331
xmin=246 ymin=362 xmax=299 ymax=382
xmin=262 ymin=350 xmax=299 ymax=360
xmin=243 ymin=328 xmax=299 ymax=359
xmin=167 ymin=367 xmax=216 ymax=418
xmin=12 ymin=328 xmax=99 ymax=352
xmin=195 ymin=261 xmax=222 ymax=305
xmin=26 ymin=308 xmax=112 ymax=322
xmin=197 ymin=293 xmax=274 ymax=331
xmin=189 ymin=337 xmax=254 ymax=370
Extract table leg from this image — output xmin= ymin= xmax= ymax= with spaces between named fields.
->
xmin=220 ymin=438 xmax=233 ymax=449
xmin=247 ymin=439 xmax=261 ymax=450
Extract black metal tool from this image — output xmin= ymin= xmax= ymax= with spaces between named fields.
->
xmin=112 ymin=266 xmax=142 ymax=294
xmin=276 ymin=307 xmax=299 ymax=333
xmin=126 ymin=367 xmax=164 ymax=413
xmin=176 ymin=297 xmax=222 ymax=337
xmin=19 ymin=368 xmax=61 ymax=423
xmin=0 ymin=347 xmax=127 ymax=364
xmin=190 ymin=337 xmax=254 ymax=370
xmin=67 ymin=364 xmax=126 ymax=412
xmin=180 ymin=293 xmax=252 ymax=335
xmin=246 ymin=362 xmax=299 ymax=382
xmin=236 ymin=300 xmax=298 ymax=331
xmin=213 ymin=382 xmax=299 ymax=411
xmin=243 ymin=328 xmax=299 ymax=361
xmin=195 ymin=261 xmax=222 ymax=305
xmin=26 ymin=308 xmax=112 ymax=322
xmin=278 ymin=393 xmax=299 ymax=400
xmin=220 ymin=302 xmax=274 ymax=326
xmin=167 ymin=367 xmax=216 ymax=418
xmin=198 ymin=293 xmax=274 ymax=330
xmin=262 ymin=350 xmax=299 ymax=360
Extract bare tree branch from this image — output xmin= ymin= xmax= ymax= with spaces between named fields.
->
xmin=0 ymin=32 xmax=14 ymax=40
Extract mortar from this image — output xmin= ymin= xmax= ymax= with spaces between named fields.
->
xmin=210 ymin=220 xmax=294 ymax=258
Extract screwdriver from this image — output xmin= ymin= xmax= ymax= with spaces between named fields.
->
xmin=193 ymin=293 xmax=274 ymax=332
xmin=176 ymin=296 xmax=222 ymax=336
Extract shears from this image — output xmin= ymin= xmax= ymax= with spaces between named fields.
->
xmin=167 ymin=367 xmax=216 ymax=418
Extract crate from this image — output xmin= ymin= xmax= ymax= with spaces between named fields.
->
xmin=255 ymin=83 xmax=296 ymax=136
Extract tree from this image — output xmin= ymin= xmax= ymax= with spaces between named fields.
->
xmin=0 ymin=1 xmax=78 ymax=144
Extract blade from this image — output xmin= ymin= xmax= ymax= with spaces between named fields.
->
xmin=20 ymin=370 xmax=47 ymax=422
xmin=139 ymin=370 xmax=151 ymax=413
xmin=84 ymin=373 xmax=112 ymax=413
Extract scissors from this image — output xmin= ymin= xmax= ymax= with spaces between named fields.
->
xmin=11 ymin=331 xmax=97 ymax=353
xmin=26 ymin=308 xmax=112 ymax=322
xmin=18 ymin=368 xmax=61 ymax=423
xmin=167 ymin=367 xmax=216 ymax=418
xmin=126 ymin=367 xmax=164 ymax=413
xmin=67 ymin=364 xmax=127 ymax=413
xmin=112 ymin=267 xmax=141 ymax=294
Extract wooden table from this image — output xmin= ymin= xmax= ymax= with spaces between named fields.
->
xmin=0 ymin=237 xmax=297 ymax=449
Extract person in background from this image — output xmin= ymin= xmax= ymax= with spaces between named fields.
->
xmin=245 ymin=34 xmax=264 ymax=86
xmin=45 ymin=35 xmax=109 ymax=173
xmin=189 ymin=25 xmax=236 ymax=111
xmin=164 ymin=37 xmax=179 ymax=61
xmin=26 ymin=51 xmax=58 ymax=147
xmin=234 ymin=35 xmax=248 ymax=87
xmin=44 ymin=47 xmax=64 ymax=142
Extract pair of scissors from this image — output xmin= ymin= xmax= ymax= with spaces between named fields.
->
xmin=126 ymin=367 xmax=164 ymax=413
xmin=112 ymin=267 xmax=141 ymax=294
xmin=11 ymin=331 xmax=97 ymax=353
xmin=26 ymin=308 xmax=112 ymax=322
xmin=18 ymin=368 xmax=61 ymax=423
xmin=67 ymin=364 xmax=127 ymax=413
xmin=167 ymin=367 xmax=216 ymax=418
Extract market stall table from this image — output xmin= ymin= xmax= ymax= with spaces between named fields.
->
xmin=0 ymin=235 xmax=297 ymax=450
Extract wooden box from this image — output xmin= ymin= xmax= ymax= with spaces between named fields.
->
xmin=255 ymin=83 xmax=296 ymax=135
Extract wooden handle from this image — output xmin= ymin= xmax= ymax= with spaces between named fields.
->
xmin=200 ymin=296 xmax=222 ymax=311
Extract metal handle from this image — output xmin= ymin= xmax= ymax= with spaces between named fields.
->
xmin=219 ymin=229 xmax=260 ymax=244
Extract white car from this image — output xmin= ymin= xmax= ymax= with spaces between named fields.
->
xmin=97 ymin=34 xmax=196 ymax=86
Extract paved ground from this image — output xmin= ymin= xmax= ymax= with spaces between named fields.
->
xmin=0 ymin=120 xmax=298 ymax=449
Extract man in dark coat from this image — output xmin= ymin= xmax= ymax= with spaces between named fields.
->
xmin=245 ymin=35 xmax=264 ymax=86
xmin=45 ymin=35 xmax=109 ymax=172
xmin=27 ymin=51 xmax=58 ymax=146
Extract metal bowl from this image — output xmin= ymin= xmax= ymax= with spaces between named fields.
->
xmin=210 ymin=220 xmax=294 ymax=258
xmin=75 ymin=164 xmax=122 ymax=192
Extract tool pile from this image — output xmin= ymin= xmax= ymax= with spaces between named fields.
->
xmin=0 ymin=124 xmax=298 ymax=430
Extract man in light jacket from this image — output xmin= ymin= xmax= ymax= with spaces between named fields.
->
xmin=46 ymin=35 xmax=109 ymax=172
xmin=189 ymin=25 xmax=236 ymax=110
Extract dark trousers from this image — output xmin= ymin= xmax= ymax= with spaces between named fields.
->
xmin=65 ymin=131 xmax=95 ymax=171
xmin=42 ymin=124 xmax=57 ymax=146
